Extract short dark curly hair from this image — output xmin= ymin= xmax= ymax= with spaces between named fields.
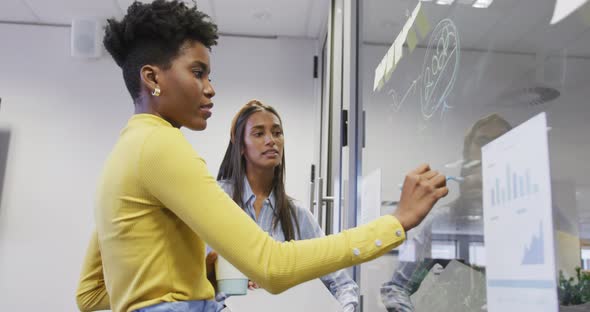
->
xmin=103 ymin=0 xmax=218 ymax=100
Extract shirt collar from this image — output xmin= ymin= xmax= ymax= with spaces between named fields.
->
xmin=242 ymin=176 xmax=276 ymax=211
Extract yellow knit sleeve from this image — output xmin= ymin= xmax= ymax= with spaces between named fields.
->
xmin=140 ymin=128 xmax=406 ymax=294
xmin=76 ymin=231 xmax=111 ymax=312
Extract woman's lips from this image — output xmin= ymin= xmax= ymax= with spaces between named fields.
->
xmin=200 ymin=103 xmax=213 ymax=118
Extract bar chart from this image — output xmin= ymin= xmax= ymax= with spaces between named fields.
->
xmin=490 ymin=165 xmax=540 ymax=207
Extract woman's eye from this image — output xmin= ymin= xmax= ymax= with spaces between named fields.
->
xmin=254 ymin=132 xmax=263 ymax=137
xmin=193 ymin=71 xmax=204 ymax=79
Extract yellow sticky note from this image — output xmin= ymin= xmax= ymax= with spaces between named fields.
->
xmin=406 ymin=28 xmax=418 ymax=53
xmin=416 ymin=9 xmax=431 ymax=38
xmin=384 ymin=45 xmax=396 ymax=83
xmin=578 ymin=2 xmax=590 ymax=25
xmin=377 ymin=77 xmax=385 ymax=91
xmin=373 ymin=65 xmax=381 ymax=91
xmin=373 ymin=58 xmax=386 ymax=91
xmin=394 ymin=37 xmax=403 ymax=65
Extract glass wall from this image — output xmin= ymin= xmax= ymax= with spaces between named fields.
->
xmin=356 ymin=0 xmax=590 ymax=311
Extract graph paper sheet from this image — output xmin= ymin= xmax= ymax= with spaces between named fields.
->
xmin=481 ymin=112 xmax=558 ymax=312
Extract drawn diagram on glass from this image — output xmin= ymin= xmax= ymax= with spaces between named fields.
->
xmin=387 ymin=18 xmax=460 ymax=121
xmin=420 ymin=19 xmax=460 ymax=120
xmin=387 ymin=77 xmax=419 ymax=112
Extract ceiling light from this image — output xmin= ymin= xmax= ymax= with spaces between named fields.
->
xmin=436 ymin=0 xmax=455 ymax=5
xmin=473 ymin=0 xmax=493 ymax=8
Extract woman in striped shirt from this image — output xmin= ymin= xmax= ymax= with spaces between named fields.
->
xmin=210 ymin=100 xmax=359 ymax=311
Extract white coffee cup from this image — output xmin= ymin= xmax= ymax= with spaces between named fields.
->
xmin=215 ymin=255 xmax=248 ymax=296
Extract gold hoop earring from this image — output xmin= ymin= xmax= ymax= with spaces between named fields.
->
xmin=152 ymin=86 xmax=161 ymax=97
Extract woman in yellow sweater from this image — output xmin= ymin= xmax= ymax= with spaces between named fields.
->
xmin=75 ymin=1 xmax=448 ymax=312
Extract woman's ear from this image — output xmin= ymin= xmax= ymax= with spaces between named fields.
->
xmin=140 ymin=65 xmax=160 ymax=94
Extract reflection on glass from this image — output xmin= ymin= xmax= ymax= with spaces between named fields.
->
xmin=582 ymin=248 xmax=590 ymax=270
xmin=360 ymin=0 xmax=590 ymax=310
xmin=469 ymin=242 xmax=486 ymax=267
xmin=379 ymin=114 xmax=511 ymax=312
xmin=431 ymin=240 xmax=457 ymax=260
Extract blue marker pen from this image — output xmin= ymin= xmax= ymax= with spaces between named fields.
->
xmin=445 ymin=176 xmax=464 ymax=183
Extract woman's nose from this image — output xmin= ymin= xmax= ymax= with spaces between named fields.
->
xmin=204 ymin=80 xmax=215 ymax=98
xmin=265 ymin=134 xmax=276 ymax=145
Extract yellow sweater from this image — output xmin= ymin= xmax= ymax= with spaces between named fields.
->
xmin=76 ymin=114 xmax=406 ymax=312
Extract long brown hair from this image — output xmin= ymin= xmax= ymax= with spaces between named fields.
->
xmin=217 ymin=100 xmax=300 ymax=241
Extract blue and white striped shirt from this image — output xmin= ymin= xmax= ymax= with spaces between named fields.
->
xmin=218 ymin=179 xmax=360 ymax=311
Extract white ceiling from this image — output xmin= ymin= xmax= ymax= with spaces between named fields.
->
xmin=362 ymin=0 xmax=590 ymax=57
xmin=0 ymin=0 xmax=329 ymax=39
